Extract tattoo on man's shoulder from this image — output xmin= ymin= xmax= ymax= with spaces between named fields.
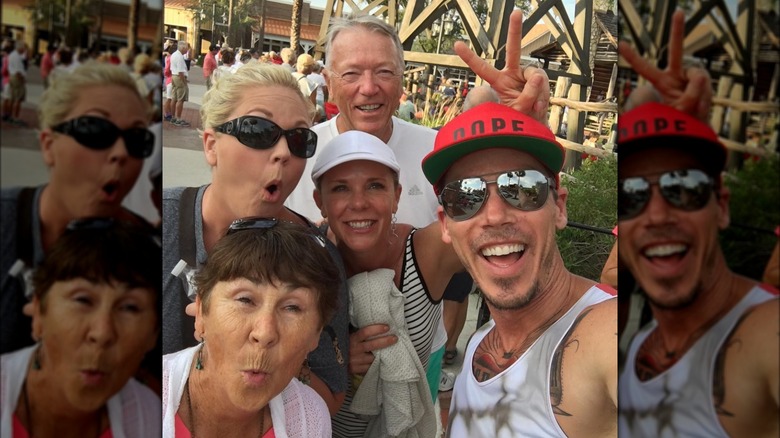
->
xmin=713 ymin=335 xmax=743 ymax=417
xmin=549 ymin=308 xmax=592 ymax=417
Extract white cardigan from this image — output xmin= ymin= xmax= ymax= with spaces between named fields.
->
xmin=1 ymin=344 xmax=162 ymax=438
xmin=162 ymin=345 xmax=331 ymax=438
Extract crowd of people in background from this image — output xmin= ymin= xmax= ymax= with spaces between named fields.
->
xmin=1 ymin=36 xmax=163 ymax=126
xmin=157 ymin=36 xmax=479 ymax=129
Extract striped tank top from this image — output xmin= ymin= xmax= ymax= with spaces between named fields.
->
xmin=332 ymin=229 xmax=442 ymax=437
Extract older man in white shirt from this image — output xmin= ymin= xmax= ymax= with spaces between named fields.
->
xmin=5 ymin=40 xmax=27 ymax=125
xmin=169 ymin=41 xmax=189 ymax=127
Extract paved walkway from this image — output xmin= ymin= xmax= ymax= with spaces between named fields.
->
xmin=2 ymin=65 xmax=53 ymax=188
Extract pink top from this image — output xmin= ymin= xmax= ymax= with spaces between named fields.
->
xmin=202 ymin=51 xmax=217 ymax=78
xmin=40 ymin=52 xmax=54 ymax=78
xmin=174 ymin=412 xmax=275 ymax=438
xmin=13 ymin=413 xmax=113 ymax=438
xmin=2 ymin=56 xmax=9 ymax=87
xmin=164 ymin=55 xmax=172 ymax=86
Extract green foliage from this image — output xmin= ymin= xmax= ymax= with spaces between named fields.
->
xmin=412 ymin=96 xmax=461 ymax=129
xmin=720 ymin=155 xmax=780 ymax=280
xmin=188 ymin=0 xmax=260 ymax=46
xmin=27 ymin=0 xmax=98 ymax=46
xmin=556 ymin=155 xmax=617 ymax=281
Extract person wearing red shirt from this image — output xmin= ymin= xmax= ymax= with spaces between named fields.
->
xmin=202 ymin=44 xmax=218 ymax=90
xmin=40 ymin=44 xmax=56 ymax=88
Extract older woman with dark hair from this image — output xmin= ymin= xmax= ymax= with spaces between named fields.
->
xmin=1 ymin=219 xmax=162 ymax=437
xmin=163 ymin=219 xmax=340 ymax=437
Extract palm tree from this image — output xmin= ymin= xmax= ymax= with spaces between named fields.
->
xmin=290 ymin=0 xmax=302 ymax=57
xmin=128 ymin=0 xmax=139 ymax=51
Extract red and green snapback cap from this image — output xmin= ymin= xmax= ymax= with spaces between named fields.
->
xmin=618 ymin=102 xmax=727 ymax=173
xmin=422 ymin=102 xmax=564 ymax=193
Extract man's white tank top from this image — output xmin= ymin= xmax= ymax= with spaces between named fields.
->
xmin=618 ymin=285 xmax=777 ymax=438
xmin=446 ymin=285 xmax=615 ymax=438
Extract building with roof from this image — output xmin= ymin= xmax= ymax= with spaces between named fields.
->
xmin=2 ymin=0 xmax=161 ymax=55
xmin=164 ymin=0 xmax=324 ymax=56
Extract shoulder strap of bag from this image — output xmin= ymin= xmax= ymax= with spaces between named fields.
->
xmin=16 ymin=187 xmax=36 ymax=267
xmin=178 ymin=187 xmax=198 ymax=266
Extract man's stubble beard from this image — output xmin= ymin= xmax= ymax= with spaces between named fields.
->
xmin=482 ymin=235 xmax=556 ymax=311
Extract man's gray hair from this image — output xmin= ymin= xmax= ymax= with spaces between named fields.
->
xmin=324 ymin=13 xmax=405 ymax=73
xmin=462 ymin=85 xmax=500 ymax=112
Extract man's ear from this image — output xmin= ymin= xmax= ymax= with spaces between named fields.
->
xmin=323 ymin=69 xmax=332 ymax=90
xmin=554 ymin=186 xmax=569 ymax=230
xmin=203 ymin=130 xmax=218 ymax=167
xmin=40 ymin=129 xmax=55 ymax=167
xmin=437 ymin=206 xmax=452 ymax=244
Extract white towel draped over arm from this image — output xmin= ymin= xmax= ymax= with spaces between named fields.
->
xmin=347 ymin=269 xmax=437 ymax=438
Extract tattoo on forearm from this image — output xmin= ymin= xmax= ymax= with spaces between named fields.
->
xmin=549 ymin=308 xmax=592 ymax=417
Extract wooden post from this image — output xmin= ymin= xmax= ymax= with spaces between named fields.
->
xmin=563 ymin=0 xmax=593 ymax=171
xmin=711 ymin=75 xmax=733 ymax=135
xmin=606 ymin=63 xmax=617 ymax=99
xmin=725 ymin=0 xmax=755 ymax=169
xmin=549 ymin=77 xmax=570 ymax=137
xmin=424 ymin=67 xmax=435 ymax=117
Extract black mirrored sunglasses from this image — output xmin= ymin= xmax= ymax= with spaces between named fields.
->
xmin=52 ymin=116 xmax=155 ymax=159
xmin=439 ymin=169 xmax=556 ymax=222
xmin=215 ymin=116 xmax=317 ymax=159
xmin=618 ymin=169 xmax=714 ymax=221
xmin=226 ymin=216 xmax=326 ymax=247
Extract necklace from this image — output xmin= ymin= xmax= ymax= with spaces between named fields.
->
xmin=185 ymin=379 xmax=267 ymax=437
xmin=22 ymin=377 xmax=103 ymax=438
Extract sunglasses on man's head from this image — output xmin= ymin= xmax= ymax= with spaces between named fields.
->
xmin=227 ymin=216 xmax=326 ymax=247
xmin=214 ymin=116 xmax=317 ymax=159
xmin=618 ymin=169 xmax=715 ymax=221
xmin=52 ymin=116 xmax=155 ymax=159
xmin=439 ymin=169 xmax=556 ymax=222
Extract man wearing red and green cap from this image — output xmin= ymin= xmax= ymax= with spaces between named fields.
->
xmin=616 ymin=103 xmax=779 ymax=438
xmin=423 ymin=102 xmax=618 ymax=437
xmin=617 ymin=9 xmax=778 ymax=436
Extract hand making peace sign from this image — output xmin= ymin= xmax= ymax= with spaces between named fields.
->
xmin=454 ymin=10 xmax=551 ymax=124
xmin=618 ymin=9 xmax=713 ymax=121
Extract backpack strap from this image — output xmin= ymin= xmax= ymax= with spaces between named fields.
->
xmin=178 ymin=187 xmax=198 ymax=267
xmin=16 ymin=187 xmax=37 ymax=267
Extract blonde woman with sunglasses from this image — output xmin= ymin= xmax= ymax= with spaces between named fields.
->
xmin=161 ymin=62 xmax=350 ymax=417
xmin=1 ymin=62 xmax=156 ymax=357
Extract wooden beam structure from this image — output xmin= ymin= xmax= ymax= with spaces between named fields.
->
xmin=618 ymin=0 xmax=777 ymax=160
